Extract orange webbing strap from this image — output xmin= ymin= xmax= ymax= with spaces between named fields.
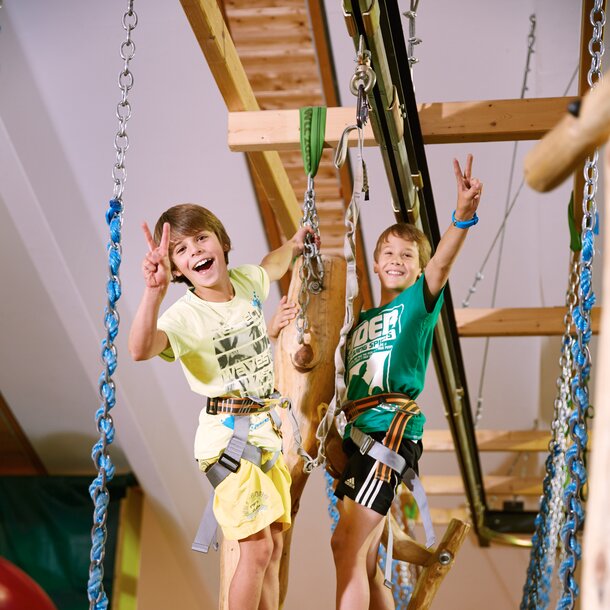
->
xmin=343 ymin=393 xmax=420 ymax=483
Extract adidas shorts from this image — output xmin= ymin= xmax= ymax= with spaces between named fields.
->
xmin=334 ymin=431 xmax=423 ymax=516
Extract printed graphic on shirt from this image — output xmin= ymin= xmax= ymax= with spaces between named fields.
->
xmin=346 ymin=304 xmax=403 ymax=396
xmin=214 ymin=295 xmax=274 ymax=397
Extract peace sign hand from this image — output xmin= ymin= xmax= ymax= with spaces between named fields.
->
xmin=141 ymin=221 xmax=172 ymax=291
xmin=453 ymin=154 xmax=483 ymax=221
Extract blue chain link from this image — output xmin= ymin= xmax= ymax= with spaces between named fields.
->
xmin=557 ymin=232 xmax=595 ymax=609
xmin=87 ymin=198 xmax=123 ymax=609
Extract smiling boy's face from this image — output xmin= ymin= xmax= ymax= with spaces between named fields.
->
xmin=170 ymin=229 xmax=230 ymax=298
xmin=373 ymin=234 xmax=422 ymax=296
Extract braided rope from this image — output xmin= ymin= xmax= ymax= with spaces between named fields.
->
xmin=87 ymin=3 xmax=136 ymax=608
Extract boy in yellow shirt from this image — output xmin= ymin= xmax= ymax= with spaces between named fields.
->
xmin=129 ymin=203 xmax=317 ymax=610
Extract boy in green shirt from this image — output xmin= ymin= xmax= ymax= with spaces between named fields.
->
xmin=331 ymin=155 xmax=483 ymax=609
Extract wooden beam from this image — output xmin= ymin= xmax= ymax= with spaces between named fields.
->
xmin=179 ymin=0 xmax=301 ymax=237
xmin=0 ymin=391 xmax=47 ymax=475
xmin=423 ymin=429 xmax=550 ymax=452
xmin=228 ymin=97 xmax=578 ymax=152
xmin=419 ymin=475 xmax=542 ymax=496
xmin=455 ymin=306 xmax=601 ymax=337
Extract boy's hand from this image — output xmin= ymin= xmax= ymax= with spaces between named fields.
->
xmin=268 ymin=295 xmax=299 ymax=340
xmin=453 ymin=154 xmax=483 ymax=221
xmin=141 ymin=221 xmax=171 ymax=291
xmin=291 ymin=225 xmax=321 ymax=257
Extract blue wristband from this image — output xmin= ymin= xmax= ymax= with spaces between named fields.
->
xmin=452 ymin=210 xmax=479 ymax=229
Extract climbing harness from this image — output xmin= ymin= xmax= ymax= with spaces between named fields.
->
xmin=192 ymin=405 xmax=283 ymax=553
xmin=87 ymin=2 xmax=137 ymax=609
xmin=344 ymin=394 xmax=436 ymax=550
xmin=295 ymin=106 xmax=326 ymax=345
xmin=192 ymin=393 xmax=310 ymax=552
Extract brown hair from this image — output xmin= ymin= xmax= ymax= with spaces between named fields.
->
xmin=153 ymin=204 xmax=232 ymax=284
xmin=374 ymin=223 xmax=431 ymax=268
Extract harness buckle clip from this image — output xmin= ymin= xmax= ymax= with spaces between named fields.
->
xmin=206 ymin=397 xmax=218 ymax=415
xmin=359 ymin=434 xmax=375 ymax=456
xmin=217 ymin=451 xmax=241 ymax=473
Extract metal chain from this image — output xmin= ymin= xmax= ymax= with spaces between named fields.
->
xmin=558 ymin=4 xmax=603 ymax=607
xmin=309 ymin=40 xmax=374 ymax=471
xmin=295 ymin=174 xmax=324 ymax=345
xmin=403 ymin=0 xmax=422 ymax=71
xmin=520 ymin=256 xmax=577 ymax=610
xmin=88 ymin=3 xmax=136 ymax=609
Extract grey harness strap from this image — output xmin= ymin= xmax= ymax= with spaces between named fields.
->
xmin=192 ymin=414 xmax=280 ymax=553
xmin=349 ymin=426 xmax=436 ymax=545
xmin=349 ymin=426 xmax=436 ymax=588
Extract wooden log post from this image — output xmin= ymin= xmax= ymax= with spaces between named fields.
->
xmin=274 ymin=254 xmax=358 ymax=606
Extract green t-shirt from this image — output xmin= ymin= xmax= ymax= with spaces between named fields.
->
xmin=344 ymin=274 xmax=444 ymax=440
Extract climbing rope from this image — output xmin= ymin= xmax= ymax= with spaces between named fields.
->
xmin=295 ymin=106 xmax=326 ymax=345
xmin=87 ymin=2 xmax=136 ymax=608
xmin=557 ymin=4 xmax=603 ymax=606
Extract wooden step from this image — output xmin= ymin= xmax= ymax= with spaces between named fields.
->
xmin=419 ymin=475 xmax=542 ymax=496
xmin=455 ymin=306 xmax=601 ymax=337
xmin=423 ymin=429 xmax=550 ymax=452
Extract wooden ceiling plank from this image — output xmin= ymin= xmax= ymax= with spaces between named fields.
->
xmin=456 ymin=306 xmax=601 ymax=337
xmin=179 ymin=0 xmax=301 ymax=237
xmin=228 ymin=97 xmax=579 ymax=152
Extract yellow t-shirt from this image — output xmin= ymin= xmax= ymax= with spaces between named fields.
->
xmin=157 ymin=265 xmax=281 ymax=460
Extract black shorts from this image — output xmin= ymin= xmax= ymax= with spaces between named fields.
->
xmin=334 ymin=431 xmax=423 ymax=516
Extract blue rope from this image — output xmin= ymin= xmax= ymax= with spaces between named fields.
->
xmin=557 ymin=228 xmax=595 ymax=610
xmin=87 ymin=198 xmax=123 ymax=609
xmin=324 ymin=471 xmax=340 ymax=533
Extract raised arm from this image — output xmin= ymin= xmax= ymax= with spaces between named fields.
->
xmin=260 ymin=225 xmax=320 ymax=282
xmin=424 ymin=154 xmax=482 ymax=297
xmin=128 ymin=222 xmax=172 ymax=361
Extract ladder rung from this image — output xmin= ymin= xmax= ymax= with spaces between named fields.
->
xmin=423 ymin=429 xmax=550 ymax=452
xmin=455 ymin=306 xmax=601 ymax=337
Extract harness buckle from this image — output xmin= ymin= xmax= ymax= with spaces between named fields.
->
xmin=359 ymin=434 xmax=375 ymax=455
xmin=205 ymin=397 xmax=217 ymax=416
xmin=217 ymin=451 xmax=241 ymax=473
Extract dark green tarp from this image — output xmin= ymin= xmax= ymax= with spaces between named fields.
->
xmin=0 ymin=475 xmax=135 ymax=610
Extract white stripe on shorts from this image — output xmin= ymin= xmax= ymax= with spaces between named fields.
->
xmin=356 ymin=461 xmax=382 ymax=508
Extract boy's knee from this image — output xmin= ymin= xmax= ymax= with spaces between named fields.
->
xmin=241 ymin=535 xmax=275 ymax=570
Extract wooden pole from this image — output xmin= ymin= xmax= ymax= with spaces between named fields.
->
xmin=274 ymin=254 xmax=358 ymax=606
